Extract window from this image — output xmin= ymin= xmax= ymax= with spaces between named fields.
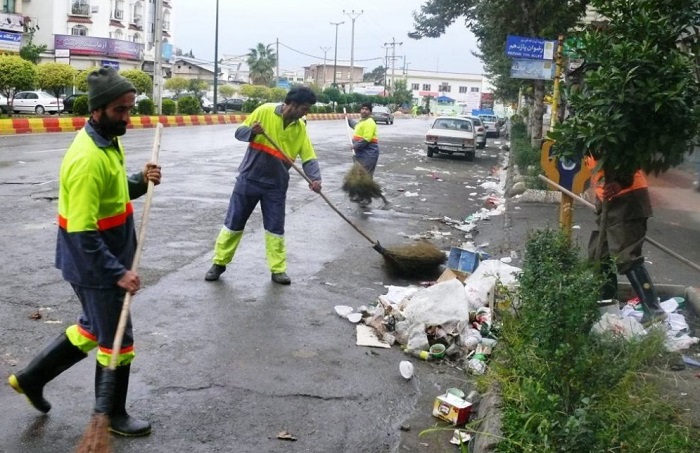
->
xmin=114 ymin=0 xmax=124 ymax=20
xmin=71 ymin=0 xmax=90 ymax=16
xmin=163 ymin=11 xmax=171 ymax=30
xmin=71 ymin=25 xmax=88 ymax=36
xmin=114 ymin=29 xmax=124 ymax=40
xmin=422 ymin=83 xmax=431 ymax=91
xmin=439 ymin=83 xmax=451 ymax=93
xmin=470 ymin=87 xmax=479 ymax=93
xmin=459 ymin=86 xmax=468 ymax=93
xmin=133 ymin=32 xmax=142 ymax=43
xmin=2 ymin=0 xmax=16 ymax=13
xmin=411 ymin=83 xmax=419 ymax=91
xmin=132 ymin=1 xmax=144 ymax=25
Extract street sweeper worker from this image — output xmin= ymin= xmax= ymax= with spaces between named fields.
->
xmin=8 ymin=67 xmax=161 ymax=437
xmin=351 ymin=102 xmax=380 ymax=178
xmin=585 ymin=156 xmax=666 ymax=325
xmin=205 ymin=87 xmax=322 ymax=285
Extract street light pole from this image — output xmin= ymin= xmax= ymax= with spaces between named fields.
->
xmin=330 ymin=21 xmax=344 ymax=88
xmin=213 ymin=0 xmax=219 ymax=113
xmin=342 ymin=9 xmax=363 ymax=93
xmin=320 ymin=46 xmax=331 ymax=88
xmin=153 ymin=0 xmax=163 ymax=114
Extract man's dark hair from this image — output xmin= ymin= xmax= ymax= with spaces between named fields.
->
xmin=285 ymin=87 xmax=316 ymax=105
xmin=361 ymin=102 xmax=373 ymax=111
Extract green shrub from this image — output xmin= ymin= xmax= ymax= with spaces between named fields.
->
xmin=137 ymin=99 xmax=155 ymax=115
xmin=490 ymin=229 xmax=697 ymax=453
xmin=73 ymin=95 xmax=89 ymax=116
xmin=177 ymin=96 xmax=201 ymax=115
xmin=242 ymin=99 xmax=261 ymax=113
xmin=162 ymin=99 xmax=176 ymax=115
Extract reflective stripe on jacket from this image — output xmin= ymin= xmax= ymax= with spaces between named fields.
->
xmin=55 ymin=126 xmax=146 ymax=288
xmin=584 ymin=156 xmax=648 ymax=201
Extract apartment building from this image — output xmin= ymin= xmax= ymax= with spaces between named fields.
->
xmin=19 ymin=0 xmax=174 ymax=74
xmin=0 ymin=0 xmax=25 ymax=54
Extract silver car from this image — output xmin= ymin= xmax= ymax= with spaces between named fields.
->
xmin=12 ymin=91 xmax=64 ymax=115
xmin=425 ymin=116 xmax=477 ymax=160
xmin=462 ymin=116 xmax=486 ymax=149
xmin=478 ymin=114 xmax=500 ymax=138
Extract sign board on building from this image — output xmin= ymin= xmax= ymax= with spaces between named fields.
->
xmin=55 ymin=49 xmax=71 ymax=58
xmin=101 ymin=60 xmax=120 ymax=70
xmin=0 ymin=31 xmax=22 ymax=53
xmin=0 ymin=12 xmax=24 ymax=33
xmin=480 ymin=93 xmax=494 ymax=110
xmin=510 ymin=59 xmax=555 ymax=80
xmin=54 ymin=35 xmax=144 ymax=61
xmin=506 ymin=35 xmax=556 ymax=60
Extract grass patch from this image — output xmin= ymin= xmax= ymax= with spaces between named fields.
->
xmin=510 ymin=119 xmax=546 ymax=190
xmin=487 ymin=229 xmax=698 ymax=453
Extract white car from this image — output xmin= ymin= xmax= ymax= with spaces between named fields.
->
xmin=425 ymin=116 xmax=478 ymax=160
xmin=462 ymin=116 xmax=487 ymax=149
xmin=12 ymin=91 xmax=64 ymax=115
xmin=478 ymin=114 xmax=500 ymax=138
xmin=0 ymin=95 xmax=8 ymax=113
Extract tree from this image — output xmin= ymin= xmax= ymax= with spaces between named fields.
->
xmin=322 ymin=87 xmax=341 ymax=103
xmin=36 ymin=63 xmax=76 ymax=116
xmin=267 ymin=87 xmax=287 ymax=102
xmin=410 ymin=0 xmax=589 ymax=143
xmin=119 ymin=69 xmax=152 ymax=95
xmin=363 ymin=65 xmax=386 ymax=85
xmin=74 ymin=66 xmax=101 ymax=92
xmin=218 ymin=84 xmax=236 ymax=100
xmin=19 ymin=30 xmax=47 ymax=65
xmin=164 ymin=77 xmax=190 ymax=96
xmin=239 ymin=84 xmax=270 ymax=100
xmin=247 ymin=43 xmax=277 ymax=86
xmin=391 ymin=79 xmax=413 ymax=107
xmin=0 ymin=55 xmax=37 ymax=117
xmin=549 ymin=0 xmax=700 ymax=178
xmin=188 ymin=79 xmax=209 ymax=98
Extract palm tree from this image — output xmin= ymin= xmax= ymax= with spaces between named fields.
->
xmin=247 ymin=43 xmax=276 ymax=86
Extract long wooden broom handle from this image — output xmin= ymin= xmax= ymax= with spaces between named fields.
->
xmin=342 ymin=108 xmax=356 ymax=156
xmin=538 ymin=174 xmax=700 ymax=274
xmin=109 ymin=123 xmax=163 ymax=370
xmin=259 ymin=130 xmax=378 ymax=246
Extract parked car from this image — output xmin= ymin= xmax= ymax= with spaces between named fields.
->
xmin=216 ymin=98 xmax=245 ymax=112
xmin=200 ymin=97 xmax=214 ymax=113
xmin=12 ymin=91 xmax=64 ymax=115
xmin=425 ymin=116 xmax=477 ymax=160
xmin=135 ymin=93 xmax=150 ymax=103
xmin=478 ymin=114 xmax=500 ymax=138
xmin=463 ymin=116 xmax=486 ymax=149
xmin=371 ymin=105 xmax=394 ymax=125
xmin=62 ymin=94 xmax=82 ymax=113
xmin=0 ymin=95 xmax=8 ymax=114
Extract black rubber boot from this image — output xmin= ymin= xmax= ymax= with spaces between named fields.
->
xmin=95 ymin=364 xmax=151 ymax=437
xmin=205 ymin=264 xmax=226 ymax=281
xmin=626 ymin=263 xmax=667 ymax=325
xmin=271 ymin=272 xmax=291 ymax=285
xmin=8 ymin=332 xmax=87 ymax=413
xmin=600 ymin=258 xmax=618 ymax=301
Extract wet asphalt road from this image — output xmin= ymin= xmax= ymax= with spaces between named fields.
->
xmin=0 ymin=117 xmax=507 ymax=453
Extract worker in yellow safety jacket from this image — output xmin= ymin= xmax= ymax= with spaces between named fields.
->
xmin=8 ymin=67 xmax=162 ymax=436
xmin=347 ymin=102 xmax=380 ymax=206
xmin=205 ymin=87 xmax=322 ymax=285
xmin=584 ymin=156 xmax=666 ymax=325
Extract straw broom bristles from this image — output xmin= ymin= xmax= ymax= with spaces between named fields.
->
xmin=379 ymin=241 xmax=447 ymax=277
xmin=342 ymin=163 xmax=384 ymax=201
xmin=75 ymin=413 xmax=111 ymax=453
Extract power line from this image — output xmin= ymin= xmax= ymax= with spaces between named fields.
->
xmin=278 ymin=41 xmax=382 ymax=63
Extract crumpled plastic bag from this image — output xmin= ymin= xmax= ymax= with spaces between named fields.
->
xmin=463 ymin=260 xmax=520 ymax=310
xmin=401 ymin=279 xmax=471 ymax=326
xmin=592 ymin=313 xmax=647 ymax=339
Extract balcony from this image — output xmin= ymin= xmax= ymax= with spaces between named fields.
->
xmin=71 ymin=2 xmax=90 ymax=17
xmin=113 ymin=9 xmax=124 ymax=20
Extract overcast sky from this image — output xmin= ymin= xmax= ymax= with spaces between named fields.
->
xmin=174 ymin=0 xmax=484 ymax=75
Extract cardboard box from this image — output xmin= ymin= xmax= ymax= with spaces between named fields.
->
xmin=432 ymin=393 xmax=473 ymax=425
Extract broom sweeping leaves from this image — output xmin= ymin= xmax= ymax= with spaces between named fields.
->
xmin=342 ymin=163 xmax=383 ymax=201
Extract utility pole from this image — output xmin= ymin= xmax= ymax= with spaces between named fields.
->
xmin=330 ymin=21 xmax=344 ymax=87
xmin=383 ymin=44 xmax=390 ymax=95
xmin=276 ymin=37 xmax=280 ymax=87
xmin=153 ymin=0 xmax=163 ymax=114
xmin=342 ymin=9 xmax=363 ymax=93
xmin=320 ymin=46 xmax=331 ymax=88
xmin=383 ymin=37 xmax=402 ymax=94
xmin=213 ymin=0 xmax=219 ymax=113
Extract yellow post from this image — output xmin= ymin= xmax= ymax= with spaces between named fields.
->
xmin=551 ymin=35 xmax=573 ymax=238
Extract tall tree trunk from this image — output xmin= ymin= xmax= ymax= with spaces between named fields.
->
xmin=531 ymin=80 xmax=545 ymax=148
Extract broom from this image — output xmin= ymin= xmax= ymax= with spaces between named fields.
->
xmin=75 ymin=123 xmax=163 ymax=453
xmin=341 ymin=108 xmax=389 ymax=206
xmin=260 ymin=130 xmax=445 ymax=277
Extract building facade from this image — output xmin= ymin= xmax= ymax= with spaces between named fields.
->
xmin=19 ymin=0 xmax=174 ymax=76
xmin=404 ymin=69 xmax=486 ymax=113
xmin=303 ymin=63 xmax=364 ymax=90
xmin=0 ymin=0 xmax=25 ymax=54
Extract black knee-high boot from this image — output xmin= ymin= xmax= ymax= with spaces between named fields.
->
xmin=626 ymin=263 xmax=667 ymax=325
xmin=8 ymin=332 xmax=87 ymax=413
xmin=95 ymin=363 xmax=151 ymax=436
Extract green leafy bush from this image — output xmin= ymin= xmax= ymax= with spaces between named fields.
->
xmin=137 ymin=98 xmax=155 ymax=115
xmin=490 ymin=229 xmax=697 ymax=453
xmin=162 ymin=99 xmax=176 ymax=116
xmin=73 ymin=95 xmax=89 ymax=116
xmin=177 ymin=96 xmax=200 ymax=115
xmin=242 ymin=99 xmax=261 ymax=113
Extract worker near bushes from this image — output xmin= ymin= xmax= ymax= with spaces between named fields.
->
xmin=346 ymin=102 xmax=380 ymax=205
xmin=205 ymin=87 xmax=322 ymax=285
xmin=585 ymin=156 xmax=666 ymax=325
xmin=8 ymin=67 xmax=162 ymax=437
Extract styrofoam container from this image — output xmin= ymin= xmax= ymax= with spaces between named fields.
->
xmin=399 ymin=360 xmax=414 ymax=379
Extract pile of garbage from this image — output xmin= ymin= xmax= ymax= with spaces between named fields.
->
xmin=335 ymin=258 xmax=521 ymax=375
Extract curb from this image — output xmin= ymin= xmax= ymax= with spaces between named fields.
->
xmin=0 ymin=112 xmax=360 ymax=135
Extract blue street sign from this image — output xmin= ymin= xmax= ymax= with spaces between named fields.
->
xmin=101 ymin=60 xmax=120 ymax=70
xmin=506 ymin=35 xmax=555 ymax=60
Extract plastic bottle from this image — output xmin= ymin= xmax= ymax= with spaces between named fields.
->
xmin=405 ymin=349 xmax=432 ymax=361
